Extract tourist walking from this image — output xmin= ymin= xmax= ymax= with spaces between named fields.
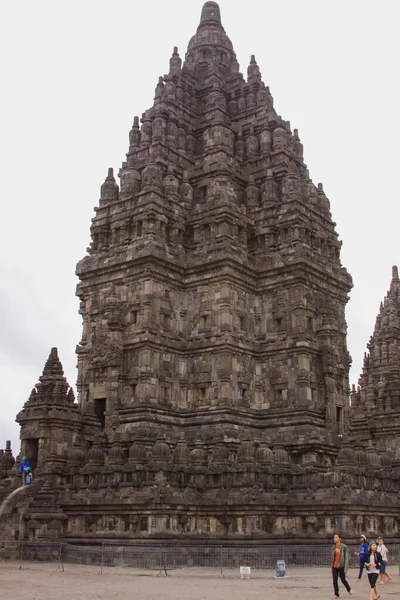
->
xmin=355 ymin=534 xmax=369 ymax=580
xmin=377 ymin=537 xmax=392 ymax=583
xmin=365 ymin=541 xmax=382 ymax=600
xmin=332 ymin=533 xmax=353 ymax=598
xmin=18 ymin=456 xmax=30 ymax=485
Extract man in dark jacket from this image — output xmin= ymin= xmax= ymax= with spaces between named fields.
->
xmin=332 ymin=533 xmax=353 ymax=598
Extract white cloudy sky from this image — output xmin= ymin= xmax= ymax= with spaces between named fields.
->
xmin=1 ymin=0 xmax=398 ymax=456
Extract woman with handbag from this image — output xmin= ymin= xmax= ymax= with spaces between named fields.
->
xmin=365 ymin=542 xmax=383 ymax=600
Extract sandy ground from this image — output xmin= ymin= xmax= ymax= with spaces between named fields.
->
xmin=0 ymin=563 xmax=398 ymax=600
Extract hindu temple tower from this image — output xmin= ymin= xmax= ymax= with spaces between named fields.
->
xmin=1 ymin=2 xmax=399 ymax=544
xmin=76 ymin=0 xmax=352 ymax=447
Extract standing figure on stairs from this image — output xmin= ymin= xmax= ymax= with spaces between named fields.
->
xmin=18 ymin=456 xmax=30 ymax=485
xmin=25 ymin=467 xmax=33 ymax=485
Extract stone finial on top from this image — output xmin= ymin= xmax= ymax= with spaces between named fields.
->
xmin=388 ymin=265 xmax=400 ymax=297
xmin=67 ymin=387 xmax=75 ymax=404
xmin=18 ymin=347 xmax=75 ymax=412
xmin=388 ymin=264 xmax=400 ymax=300
xmin=129 ymin=116 xmax=140 ymax=149
xmin=200 ymin=2 xmax=222 ymax=27
xmin=42 ymin=347 xmax=64 ymax=379
xmin=293 ymin=129 xmax=304 ymax=159
xmin=189 ymin=1 xmax=232 ymax=54
xmin=154 ymin=76 xmax=165 ymax=102
xmin=100 ymin=167 xmax=119 ymax=204
xmin=0 ymin=440 xmax=15 ymax=471
xmin=247 ymin=54 xmax=261 ymax=83
xmin=169 ymin=46 xmax=182 ymax=75
xmin=38 ymin=348 xmax=70 ymax=398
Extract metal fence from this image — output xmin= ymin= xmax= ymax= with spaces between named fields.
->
xmin=1 ymin=540 xmax=399 ymax=574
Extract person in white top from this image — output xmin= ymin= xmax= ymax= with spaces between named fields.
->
xmin=365 ymin=542 xmax=383 ymax=600
xmin=377 ymin=536 xmax=392 ymax=584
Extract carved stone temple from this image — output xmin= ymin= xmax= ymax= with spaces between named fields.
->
xmin=1 ymin=2 xmax=400 ymax=543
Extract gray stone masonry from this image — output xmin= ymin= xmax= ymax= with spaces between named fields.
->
xmin=2 ymin=2 xmax=399 ymax=544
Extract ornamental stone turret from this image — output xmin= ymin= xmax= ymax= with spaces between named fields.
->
xmin=128 ymin=440 xmax=147 ymax=465
xmin=351 ymin=266 xmax=400 ymax=458
xmin=255 ymin=442 xmax=274 ymax=465
xmin=86 ymin=440 xmax=105 ymax=466
xmin=190 ymin=439 xmax=208 ymax=465
xmin=100 ymin=168 xmax=119 ymax=205
xmin=108 ymin=441 xmax=126 ymax=466
xmin=173 ymin=433 xmax=190 ymax=465
xmin=0 ymin=441 xmax=15 ymax=479
xmin=16 ymin=348 xmax=82 ymax=473
xmin=67 ymin=439 xmax=86 ymax=467
xmin=152 ymin=436 xmax=171 ymax=462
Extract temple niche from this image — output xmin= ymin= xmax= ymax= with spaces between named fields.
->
xmin=1 ymin=2 xmax=400 ymax=544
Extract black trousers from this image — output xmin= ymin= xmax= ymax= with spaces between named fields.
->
xmin=368 ymin=573 xmax=379 ymax=589
xmin=332 ymin=566 xmax=351 ymax=597
xmin=358 ymin=558 xmax=366 ymax=579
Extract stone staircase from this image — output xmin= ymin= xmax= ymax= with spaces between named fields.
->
xmin=0 ymin=478 xmax=44 ymax=539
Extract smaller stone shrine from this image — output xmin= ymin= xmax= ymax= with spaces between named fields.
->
xmin=351 ymin=266 xmax=400 ymax=463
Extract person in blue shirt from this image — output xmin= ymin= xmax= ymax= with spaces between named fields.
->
xmin=18 ymin=456 xmax=31 ymax=485
xmin=355 ymin=534 xmax=369 ymax=581
xmin=25 ymin=466 xmax=33 ymax=485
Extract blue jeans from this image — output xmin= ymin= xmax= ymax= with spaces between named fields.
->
xmin=358 ymin=558 xmax=366 ymax=579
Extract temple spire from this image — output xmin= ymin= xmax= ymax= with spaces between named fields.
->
xmin=200 ymin=2 xmax=222 ymax=27
xmin=247 ymin=54 xmax=261 ymax=83
xmin=352 ymin=264 xmax=400 ymax=440
xmin=19 ymin=347 xmax=74 ymax=409
xmin=388 ymin=264 xmax=400 ymax=297
xmin=129 ymin=116 xmax=140 ymax=149
xmin=187 ymin=1 xmax=233 ymax=67
xmin=42 ymin=347 xmax=64 ymax=378
xmin=169 ymin=46 xmax=182 ymax=75
xmin=100 ymin=167 xmax=119 ymax=204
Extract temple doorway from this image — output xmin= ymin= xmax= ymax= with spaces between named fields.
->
xmin=94 ymin=398 xmax=106 ymax=428
xmin=24 ymin=438 xmax=39 ymax=471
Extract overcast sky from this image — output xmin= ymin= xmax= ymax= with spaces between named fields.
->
xmin=1 ymin=0 xmax=398 ymax=457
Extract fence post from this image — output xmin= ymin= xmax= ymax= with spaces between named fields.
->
xmin=58 ymin=542 xmax=64 ymax=572
xmin=100 ymin=541 xmax=104 ymax=575
xmin=220 ymin=544 xmax=223 ymax=578
xmin=18 ymin=539 xmax=23 ymax=570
